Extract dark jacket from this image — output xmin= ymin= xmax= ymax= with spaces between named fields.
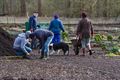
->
xmin=30 ymin=29 xmax=54 ymax=47
xmin=76 ymin=18 xmax=93 ymax=38
xmin=49 ymin=19 xmax=64 ymax=35
xmin=29 ymin=15 xmax=37 ymax=30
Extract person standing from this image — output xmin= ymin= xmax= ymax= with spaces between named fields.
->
xmin=49 ymin=14 xmax=65 ymax=44
xmin=76 ymin=12 xmax=94 ymax=56
xmin=13 ymin=31 xmax=32 ymax=59
xmin=29 ymin=12 xmax=38 ymax=32
xmin=29 ymin=29 xmax=54 ymax=59
xmin=29 ymin=12 xmax=38 ymax=49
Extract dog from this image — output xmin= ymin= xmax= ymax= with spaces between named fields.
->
xmin=71 ymin=38 xmax=95 ymax=55
xmin=49 ymin=42 xmax=69 ymax=55
xmin=71 ymin=38 xmax=81 ymax=55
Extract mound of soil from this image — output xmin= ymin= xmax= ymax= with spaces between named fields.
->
xmin=0 ymin=27 xmax=15 ymax=56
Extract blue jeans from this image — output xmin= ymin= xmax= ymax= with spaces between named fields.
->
xmin=52 ymin=34 xmax=60 ymax=44
xmin=41 ymin=36 xmax=53 ymax=57
xmin=15 ymin=46 xmax=32 ymax=56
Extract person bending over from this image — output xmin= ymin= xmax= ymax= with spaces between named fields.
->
xmin=29 ymin=29 xmax=54 ymax=59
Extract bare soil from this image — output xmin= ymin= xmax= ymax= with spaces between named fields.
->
xmin=0 ymin=25 xmax=120 ymax=80
xmin=0 ymin=47 xmax=120 ymax=80
xmin=0 ymin=27 xmax=15 ymax=56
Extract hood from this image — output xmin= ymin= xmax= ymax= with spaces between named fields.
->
xmin=25 ymin=31 xmax=31 ymax=38
xmin=18 ymin=33 xmax=26 ymax=38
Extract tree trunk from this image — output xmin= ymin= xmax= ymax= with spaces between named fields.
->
xmin=20 ymin=0 xmax=26 ymax=16
xmin=65 ymin=0 xmax=71 ymax=17
xmin=96 ymin=0 xmax=100 ymax=17
xmin=2 ymin=0 xmax=5 ymax=15
xmin=38 ymin=0 xmax=42 ymax=16
xmin=103 ymin=0 xmax=108 ymax=17
xmin=8 ymin=0 xmax=12 ymax=16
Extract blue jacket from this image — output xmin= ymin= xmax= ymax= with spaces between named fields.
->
xmin=49 ymin=19 xmax=64 ymax=35
xmin=13 ymin=33 xmax=29 ymax=54
xmin=29 ymin=15 xmax=37 ymax=30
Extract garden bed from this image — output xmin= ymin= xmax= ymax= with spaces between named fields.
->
xmin=0 ymin=27 xmax=15 ymax=56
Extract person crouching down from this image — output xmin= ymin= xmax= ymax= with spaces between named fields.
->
xmin=29 ymin=29 xmax=54 ymax=59
xmin=13 ymin=31 xmax=32 ymax=59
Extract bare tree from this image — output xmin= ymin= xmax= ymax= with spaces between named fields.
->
xmin=20 ymin=0 xmax=26 ymax=16
xmin=0 ymin=0 xmax=120 ymax=18
xmin=38 ymin=0 xmax=42 ymax=16
xmin=65 ymin=0 xmax=71 ymax=17
xmin=103 ymin=0 xmax=108 ymax=17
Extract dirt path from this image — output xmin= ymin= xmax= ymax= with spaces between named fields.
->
xmin=0 ymin=48 xmax=120 ymax=80
xmin=0 ymin=56 xmax=120 ymax=80
xmin=0 ymin=49 xmax=120 ymax=80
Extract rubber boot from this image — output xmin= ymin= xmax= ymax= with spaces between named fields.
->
xmin=89 ymin=50 xmax=93 ymax=55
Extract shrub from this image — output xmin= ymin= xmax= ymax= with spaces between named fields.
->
xmin=94 ymin=34 xmax=103 ymax=43
xmin=107 ymin=35 xmax=113 ymax=41
xmin=61 ymin=32 xmax=69 ymax=41
xmin=118 ymin=36 xmax=120 ymax=40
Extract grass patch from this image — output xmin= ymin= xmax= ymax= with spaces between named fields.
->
xmin=105 ymin=53 xmax=120 ymax=57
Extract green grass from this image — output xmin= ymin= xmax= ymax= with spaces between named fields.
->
xmin=105 ymin=53 xmax=120 ymax=57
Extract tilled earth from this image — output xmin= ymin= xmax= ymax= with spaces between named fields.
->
xmin=0 ymin=48 xmax=120 ymax=80
xmin=0 ymin=27 xmax=15 ymax=56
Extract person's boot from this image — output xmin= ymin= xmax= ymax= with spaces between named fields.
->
xmin=43 ymin=52 xmax=49 ymax=60
xmin=89 ymin=50 xmax=93 ymax=55
xmin=40 ymin=56 xmax=44 ymax=59
xmin=40 ymin=51 xmax=44 ymax=59
xmin=23 ymin=55 xmax=31 ymax=59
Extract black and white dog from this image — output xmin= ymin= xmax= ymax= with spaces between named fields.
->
xmin=49 ymin=42 xmax=69 ymax=55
